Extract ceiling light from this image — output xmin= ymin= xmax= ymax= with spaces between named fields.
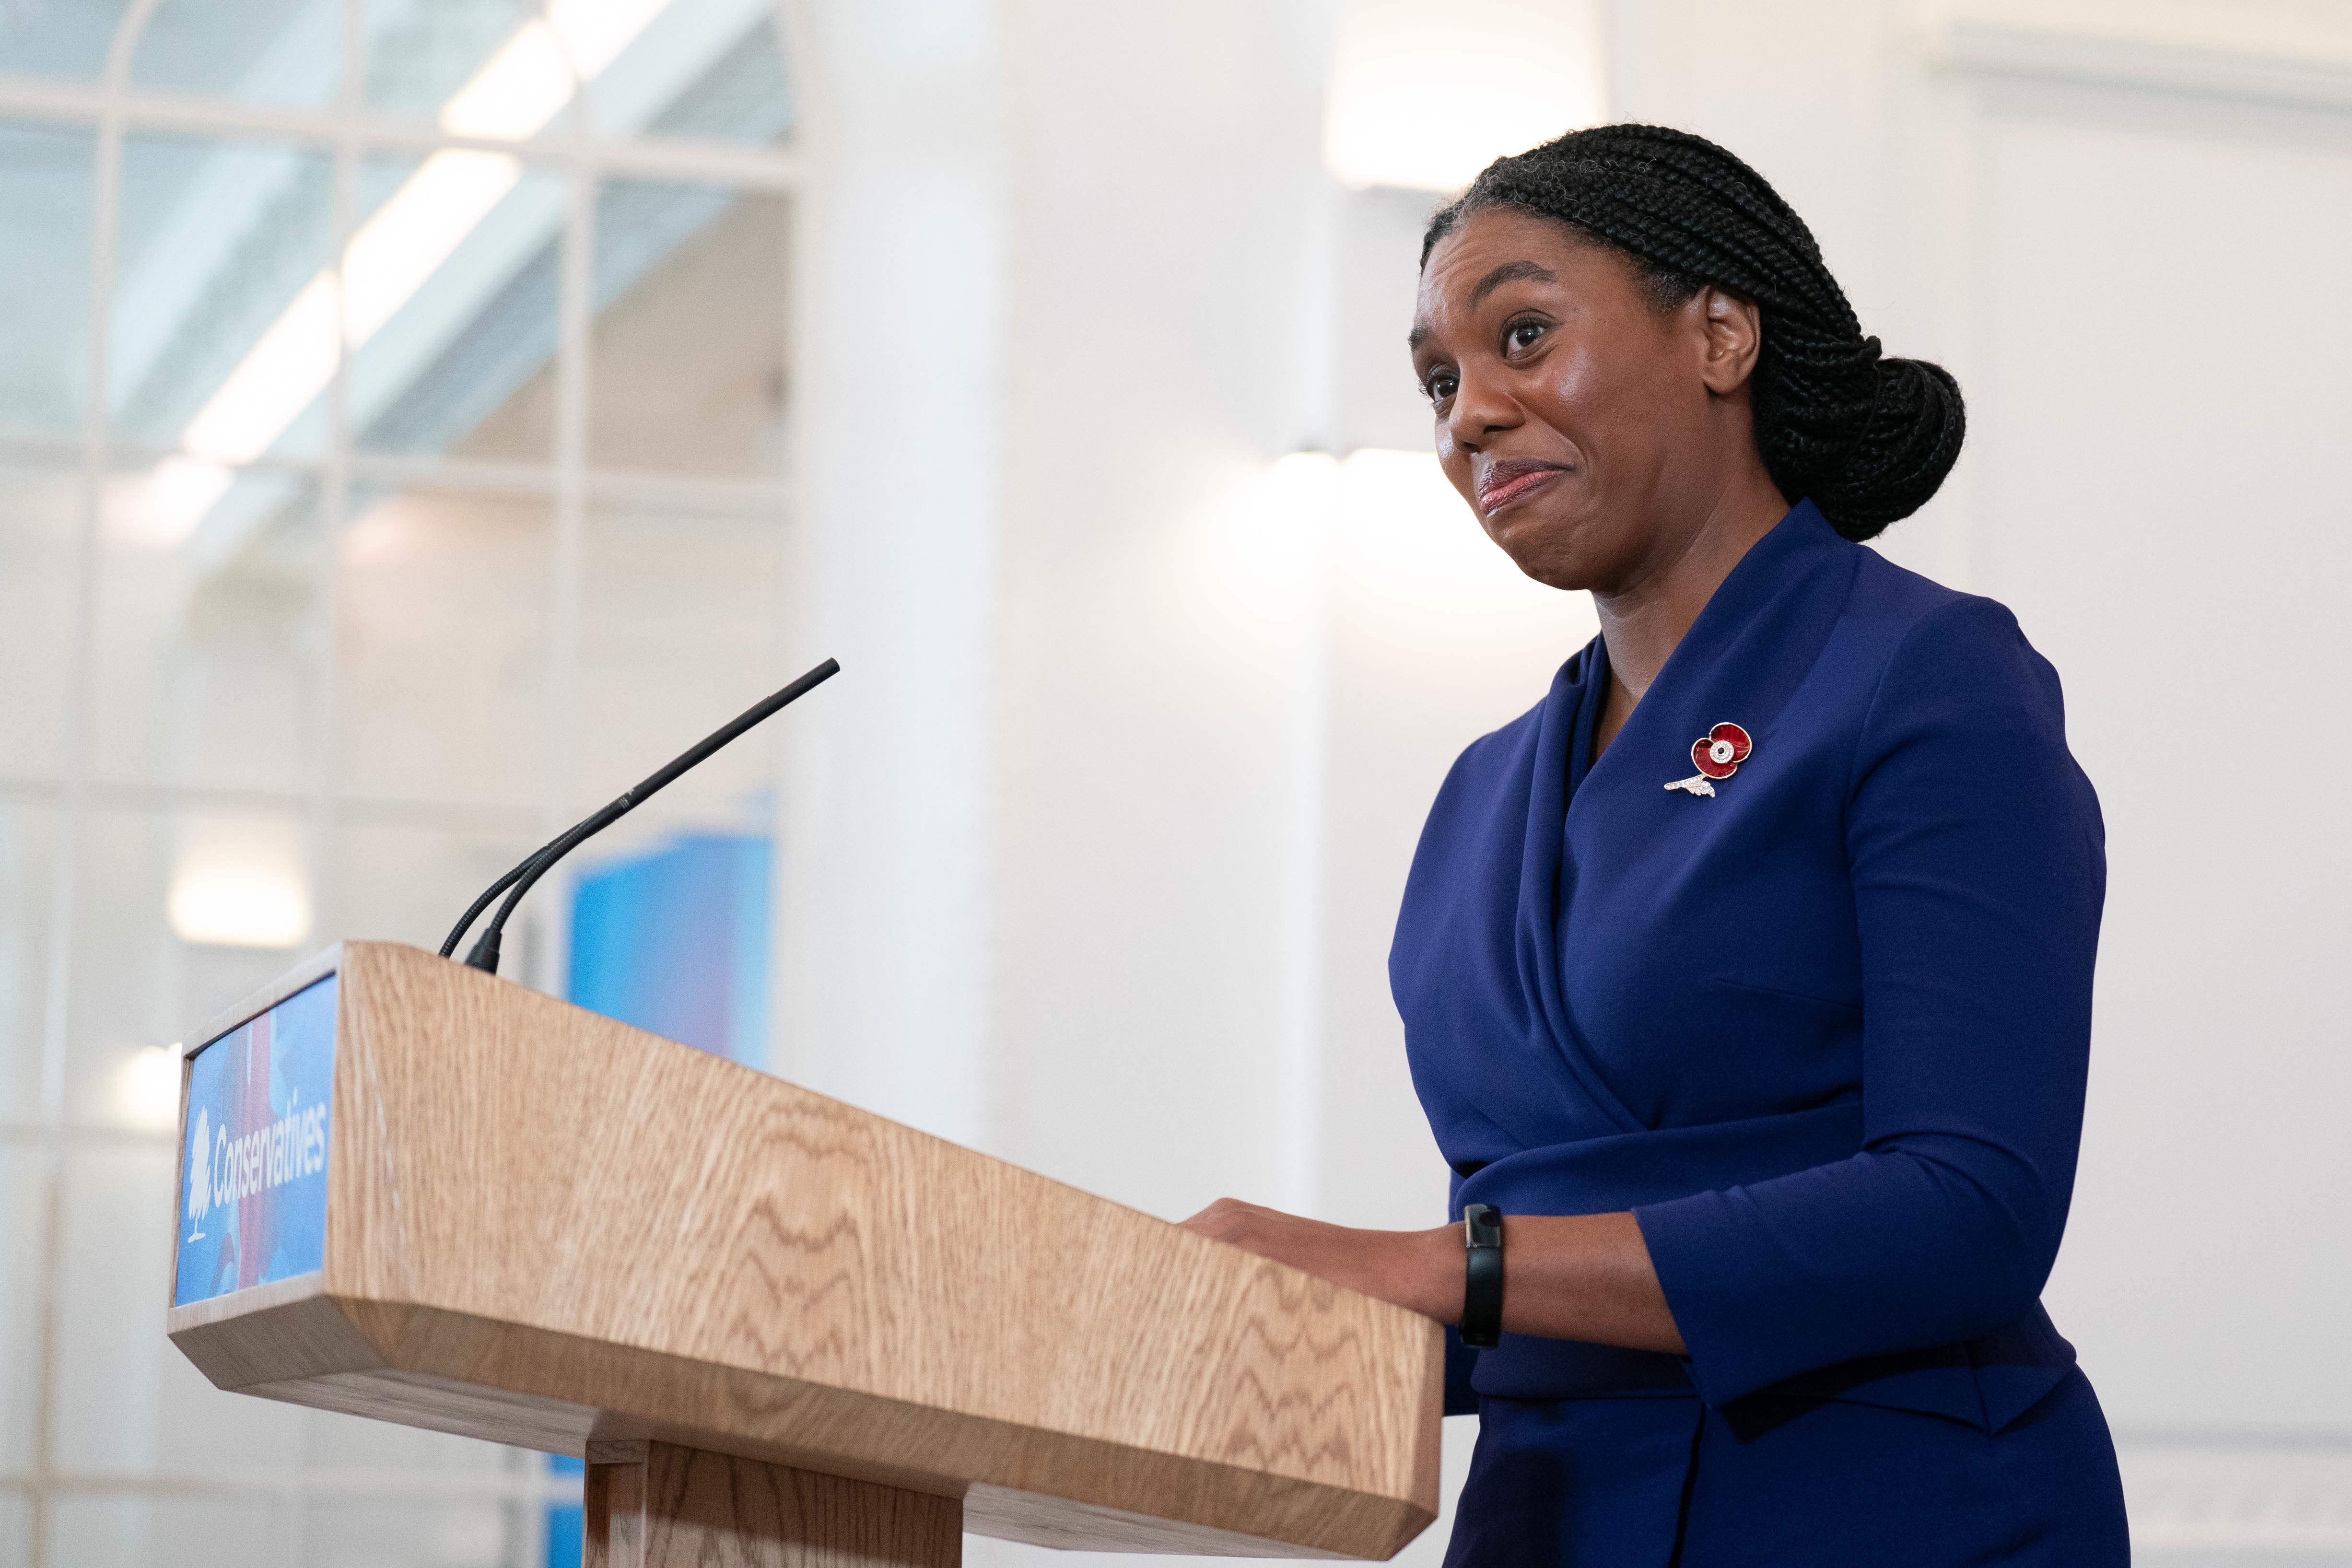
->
xmin=160 ymin=0 xmax=676 ymax=526
xmin=179 ymin=273 xmax=341 ymax=465
xmin=342 ymin=150 xmax=526 ymax=340
xmin=549 ymin=0 xmax=677 ymax=81
xmin=110 ymin=455 xmax=236 ymax=549
xmin=439 ymin=22 xmax=575 ymax=138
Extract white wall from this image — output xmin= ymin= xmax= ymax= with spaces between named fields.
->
xmin=1967 ymin=66 xmax=2352 ymax=1435
xmin=1965 ymin=80 xmax=2352 ymax=1568
xmin=981 ymin=0 xmax=1335 ymax=1223
xmin=776 ymin=0 xmax=1009 ymax=1147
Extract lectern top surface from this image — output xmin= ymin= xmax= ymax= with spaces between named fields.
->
xmin=175 ymin=971 xmax=337 ymax=1308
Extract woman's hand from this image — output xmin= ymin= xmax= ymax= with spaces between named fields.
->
xmin=1180 ymin=1198 xmax=1462 ymax=1322
xmin=1180 ymin=1199 xmax=1690 ymax=1355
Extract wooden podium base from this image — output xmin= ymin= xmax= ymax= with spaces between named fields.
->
xmin=585 ymin=1442 xmax=962 ymax=1567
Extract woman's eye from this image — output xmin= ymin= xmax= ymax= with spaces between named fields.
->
xmin=1506 ymin=321 xmax=1546 ymax=352
xmin=1424 ymin=372 xmax=1458 ymax=404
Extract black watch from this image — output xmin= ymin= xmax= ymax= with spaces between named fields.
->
xmin=1460 ymin=1203 xmax=1503 ymax=1349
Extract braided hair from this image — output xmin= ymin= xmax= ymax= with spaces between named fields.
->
xmin=1422 ymin=124 xmax=1962 ymax=540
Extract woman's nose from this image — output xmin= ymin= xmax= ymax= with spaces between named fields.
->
xmin=1444 ymin=369 xmax=1521 ymax=452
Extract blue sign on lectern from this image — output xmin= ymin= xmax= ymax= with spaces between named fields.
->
xmin=175 ymin=973 xmax=338 ymax=1307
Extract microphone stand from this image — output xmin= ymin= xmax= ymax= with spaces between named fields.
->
xmin=440 ymin=657 xmax=840 ymax=975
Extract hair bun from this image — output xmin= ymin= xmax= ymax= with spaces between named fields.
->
xmin=1423 ymin=124 xmax=1968 ymax=542
xmin=1804 ymin=355 xmax=1966 ymax=539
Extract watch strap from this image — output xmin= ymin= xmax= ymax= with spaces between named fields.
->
xmin=1460 ymin=1203 xmax=1503 ymax=1349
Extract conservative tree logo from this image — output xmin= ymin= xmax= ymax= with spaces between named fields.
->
xmin=186 ymin=1105 xmax=211 ymax=1241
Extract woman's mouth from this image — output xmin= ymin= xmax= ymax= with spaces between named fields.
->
xmin=1478 ymin=462 xmax=1568 ymax=513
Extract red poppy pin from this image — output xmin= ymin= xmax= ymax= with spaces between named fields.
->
xmin=1665 ymin=722 xmax=1753 ymax=798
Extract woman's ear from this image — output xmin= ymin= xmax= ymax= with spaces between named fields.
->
xmin=1694 ymin=286 xmax=1764 ymax=396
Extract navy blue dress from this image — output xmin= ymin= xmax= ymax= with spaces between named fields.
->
xmin=1391 ymin=501 xmax=2129 ymax=1565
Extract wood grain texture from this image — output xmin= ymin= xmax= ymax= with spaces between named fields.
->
xmin=168 ymin=1279 xmax=380 ymax=1389
xmin=166 ymin=942 xmax=1443 ymax=1559
xmin=589 ymin=1442 xmax=962 ymax=1568
xmin=587 ymin=1444 xmax=651 ymax=1568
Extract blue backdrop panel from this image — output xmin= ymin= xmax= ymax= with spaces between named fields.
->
xmin=566 ymin=831 xmax=772 ymax=1068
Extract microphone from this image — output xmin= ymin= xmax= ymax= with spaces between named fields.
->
xmin=441 ymin=657 xmax=840 ymax=975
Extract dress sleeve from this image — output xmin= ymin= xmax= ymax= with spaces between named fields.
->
xmin=1631 ymin=596 xmax=2106 ymax=1408
xmin=1443 ymin=1325 xmax=1482 ymax=1416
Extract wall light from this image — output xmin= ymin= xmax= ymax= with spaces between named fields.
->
xmin=113 ymin=1044 xmax=184 ymax=1131
xmin=1332 ymin=449 xmax=1533 ymax=602
xmin=169 ymin=815 xmax=313 ymax=948
xmin=1323 ymin=0 xmax=1608 ymax=192
xmin=1207 ymin=451 xmax=1340 ymax=624
xmin=165 ymin=0 xmax=675 ymax=501
xmin=1209 ymin=448 xmax=1570 ymax=627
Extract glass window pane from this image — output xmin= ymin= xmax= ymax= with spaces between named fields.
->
xmin=317 ymin=816 xmax=540 ymax=966
xmin=113 ymin=135 xmax=334 ymax=462
xmin=53 ymin=1144 xmax=305 ymax=1477
xmin=589 ymin=184 xmax=786 ymax=478
xmin=303 ymin=1404 xmax=516 ymax=1470
xmin=129 ymin=0 xmax=342 ymax=106
xmin=365 ymin=0 xmax=793 ymax=144
xmin=594 ymin=1 xmax=794 ymax=146
xmin=0 ymin=462 xmax=81 ymax=782
xmin=65 ymin=803 xmax=304 ymax=1132
xmin=575 ymin=504 xmax=784 ymax=821
xmin=62 ymin=803 xmax=173 ymax=1132
xmin=352 ymin=154 xmax=562 ymax=465
xmin=0 ymin=800 xmax=58 ymax=1123
xmin=304 ymin=1497 xmax=510 ymax=1568
xmin=0 ymin=0 xmax=136 ymax=81
xmin=0 ymin=1143 xmax=45 ymax=1472
xmin=46 ymin=1493 xmax=283 ymax=1568
xmin=336 ymin=485 xmax=550 ymax=809
xmin=0 ymin=120 xmax=94 ymax=434
xmin=363 ymin=0 xmax=532 ymax=118
xmin=90 ymin=469 xmax=326 ymax=794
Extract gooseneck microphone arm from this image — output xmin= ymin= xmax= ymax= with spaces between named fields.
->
xmin=440 ymin=657 xmax=840 ymax=975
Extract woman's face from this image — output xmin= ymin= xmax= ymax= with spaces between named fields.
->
xmin=1411 ymin=206 xmax=1762 ymax=595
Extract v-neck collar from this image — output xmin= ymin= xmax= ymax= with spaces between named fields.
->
xmin=1575 ymin=498 xmax=1843 ymax=802
xmin=1565 ymin=632 xmax=1610 ymax=803
xmin=1394 ymin=496 xmax=1866 ymax=1154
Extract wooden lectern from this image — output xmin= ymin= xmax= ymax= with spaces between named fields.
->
xmin=168 ymin=942 xmax=1443 ymax=1565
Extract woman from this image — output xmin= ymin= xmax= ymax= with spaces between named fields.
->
xmin=1182 ymin=125 xmax=2129 ymax=1564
